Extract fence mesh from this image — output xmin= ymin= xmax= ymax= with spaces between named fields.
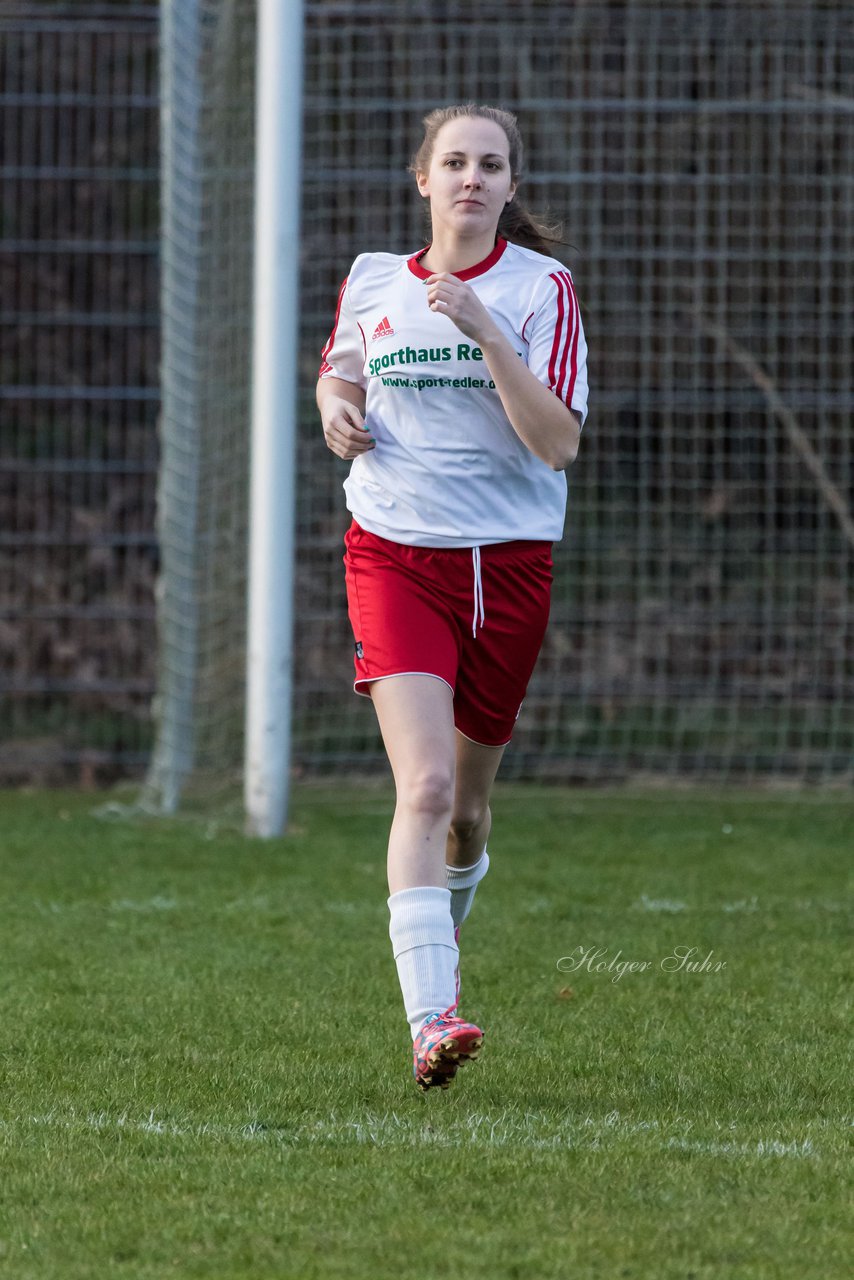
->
xmin=298 ymin=0 xmax=854 ymax=787
xmin=0 ymin=4 xmax=160 ymax=785
xmin=2 ymin=1 xmax=852 ymax=795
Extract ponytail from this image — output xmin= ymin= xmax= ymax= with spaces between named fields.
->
xmin=497 ymin=196 xmax=566 ymax=255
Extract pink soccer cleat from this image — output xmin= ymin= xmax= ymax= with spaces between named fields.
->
xmin=412 ymin=1002 xmax=484 ymax=1093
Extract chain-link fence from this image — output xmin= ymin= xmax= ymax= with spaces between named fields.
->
xmin=1 ymin=3 xmax=160 ymax=784
xmin=2 ymin=1 xmax=852 ymax=791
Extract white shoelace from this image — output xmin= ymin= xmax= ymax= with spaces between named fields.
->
xmin=471 ymin=546 xmax=485 ymax=637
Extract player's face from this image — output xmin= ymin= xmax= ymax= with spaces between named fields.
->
xmin=416 ymin=117 xmax=517 ymax=239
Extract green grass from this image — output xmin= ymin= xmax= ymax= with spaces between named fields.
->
xmin=0 ymin=784 xmax=850 ymax=1279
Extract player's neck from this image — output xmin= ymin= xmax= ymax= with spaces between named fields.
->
xmin=418 ymin=230 xmax=498 ymax=276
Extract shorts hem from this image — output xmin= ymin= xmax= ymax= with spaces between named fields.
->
xmin=454 ymin=726 xmax=512 ymax=749
xmin=354 ymin=671 xmax=455 ymax=698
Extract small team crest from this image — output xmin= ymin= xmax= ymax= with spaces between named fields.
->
xmin=371 ymin=316 xmax=394 ymax=342
xmin=355 ymin=641 xmax=364 ymax=659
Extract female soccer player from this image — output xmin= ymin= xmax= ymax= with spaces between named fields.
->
xmin=317 ymin=104 xmax=589 ymax=1092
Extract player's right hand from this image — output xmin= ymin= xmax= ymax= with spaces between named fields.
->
xmin=321 ymin=398 xmax=376 ymax=460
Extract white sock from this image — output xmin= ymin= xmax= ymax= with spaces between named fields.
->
xmin=387 ymin=886 xmax=459 ymax=1040
xmin=445 ymin=848 xmax=490 ymax=929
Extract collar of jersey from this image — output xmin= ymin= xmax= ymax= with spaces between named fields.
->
xmin=407 ymin=236 xmax=508 ymax=281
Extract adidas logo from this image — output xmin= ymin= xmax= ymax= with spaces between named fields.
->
xmin=371 ymin=316 xmax=395 ymax=342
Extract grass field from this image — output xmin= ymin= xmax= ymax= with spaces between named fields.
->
xmin=0 ymin=783 xmax=850 ymax=1279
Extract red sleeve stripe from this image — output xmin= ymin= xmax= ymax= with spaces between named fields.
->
xmin=547 ymin=271 xmax=580 ymax=408
xmin=318 ymin=276 xmax=348 ymax=377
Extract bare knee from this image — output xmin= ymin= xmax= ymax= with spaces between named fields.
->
xmin=396 ymin=770 xmax=455 ymax=822
xmin=449 ymin=803 xmax=489 ymax=845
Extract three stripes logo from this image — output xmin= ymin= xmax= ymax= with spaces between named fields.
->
xmin=371 ymin=316 xmax=395 ymax=342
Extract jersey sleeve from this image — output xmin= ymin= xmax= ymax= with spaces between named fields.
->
xmin=318 ymin=276 xmax=367 ymax=388
xmin=525 ymin=269 xmax=589 ymax=428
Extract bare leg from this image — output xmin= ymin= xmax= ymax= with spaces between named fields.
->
xmin=368 ymin=674 xmax=457 ymax=894
xmin=446 ymin=731 xmax=507 ymax=869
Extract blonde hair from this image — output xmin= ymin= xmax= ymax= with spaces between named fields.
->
xmin=408 ymin=103 xmax=565 ymax=255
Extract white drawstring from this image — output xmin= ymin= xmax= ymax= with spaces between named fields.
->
xmin=471 ymin=546 xmax=485 ymax=637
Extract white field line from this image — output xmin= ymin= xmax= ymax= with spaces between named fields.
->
xmin=28 ymin=895 xmax=849 ymax=917
xmin=28 ymin=896 xmax=384 ymax=917
xmin=664 ymin=1136 xmax=817 ymax=1158
xmin=2 ymin=1108 xmax=837 ymax=1158
xmin=630 ymin=894 xmax=848 ymax=914
xmin=633 ymin=895 xmax=688 ymax=912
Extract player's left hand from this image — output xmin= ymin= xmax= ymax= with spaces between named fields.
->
xmin=424 ymin=273 xmax=500 ymax=346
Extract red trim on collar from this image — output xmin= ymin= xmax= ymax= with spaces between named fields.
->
xmin=407 ymin=237 xmax=508 ymax=281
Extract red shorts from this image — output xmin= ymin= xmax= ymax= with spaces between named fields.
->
xmin=342 ymin=518 xmax=553 ymax=747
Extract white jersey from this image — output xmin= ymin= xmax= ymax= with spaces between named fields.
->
xmin=318 ymin=236 xmax=589 ymax=547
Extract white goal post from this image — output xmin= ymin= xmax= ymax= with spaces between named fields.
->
xmin=244 ymin=0 xmax=305 ymax=836
xmin=147 ymin=0 xmax=303 ymax=833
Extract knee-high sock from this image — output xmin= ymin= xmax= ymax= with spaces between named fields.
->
xmin=388 ymin=885 xmax=459 ymax=1040
xmin=445 ymin=848 xmax=490 ymax=929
